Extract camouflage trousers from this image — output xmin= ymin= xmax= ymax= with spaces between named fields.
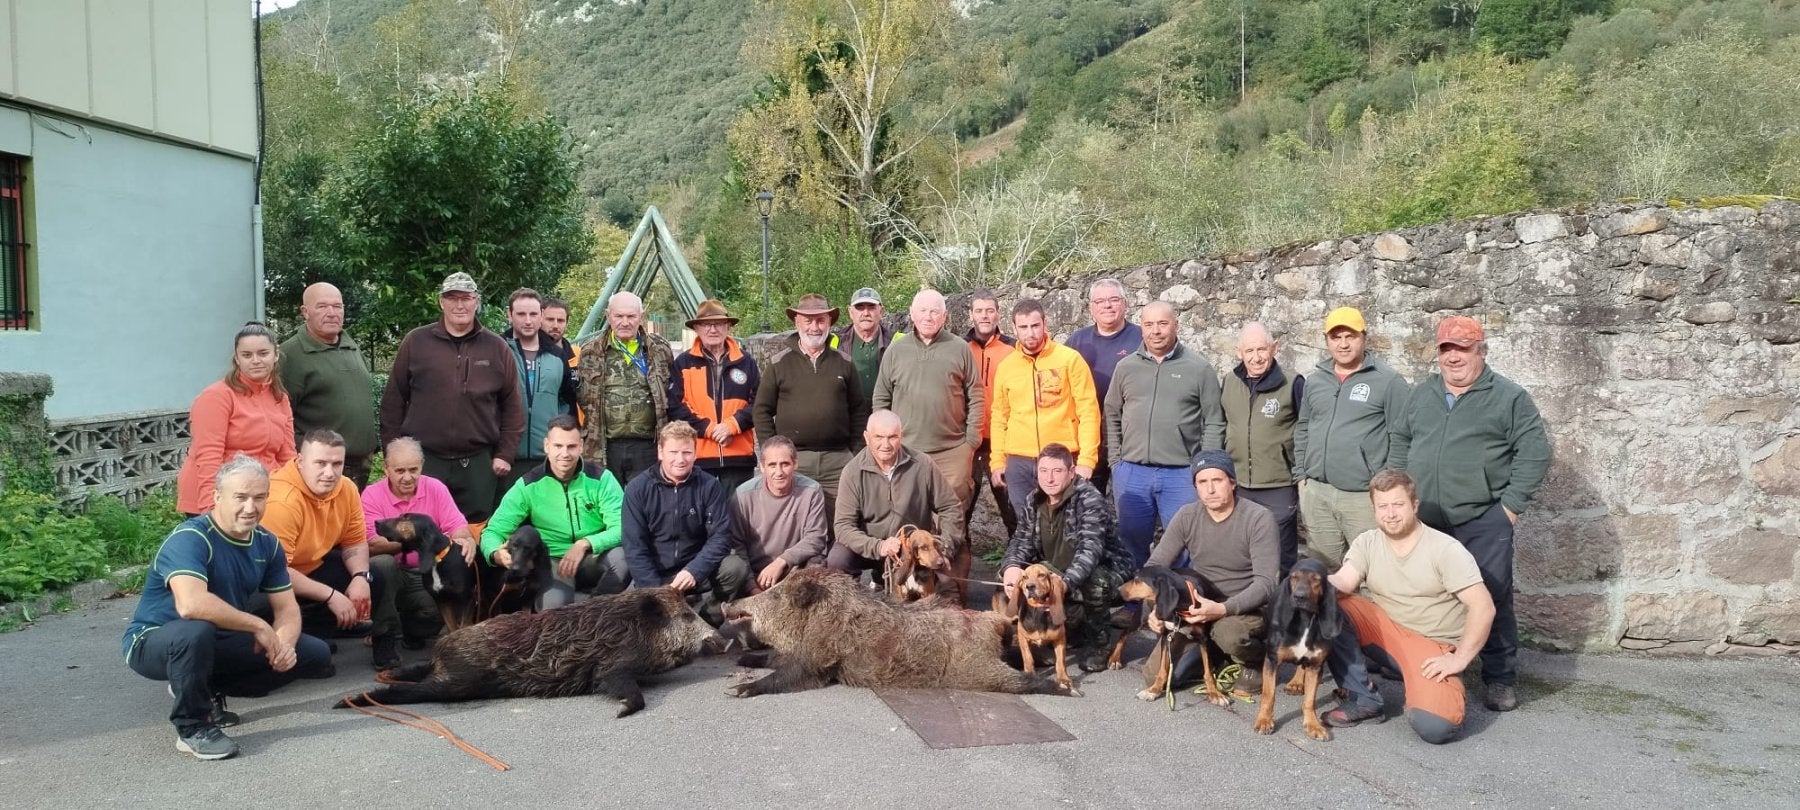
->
xmin=1062 ymin=566 xmax=1126 ymax=651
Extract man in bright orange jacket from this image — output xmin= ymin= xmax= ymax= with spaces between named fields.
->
xmin=987 ymin=298 xmax=1101 ymax=521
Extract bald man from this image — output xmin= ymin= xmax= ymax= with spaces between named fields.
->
xmin=1104 ymin=301 xmax=1224 ymax=567
xmin=282 ymin=283 xmax=378 ymax=486
xmin=828 ymin=410 xmax=963 ymax=585
xmin=873 ymin=289 xmax=984 ymax=602
xmin=1223 ymin=322 xmax=1304 ymax=577
xmin=576 ymin=291 xmax=674 ymax=487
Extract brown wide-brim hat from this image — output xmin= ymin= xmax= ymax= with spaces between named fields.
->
xmin=784 ymin=293 xmax=840 ymax=324
xmin=685 ymin=298 xmax=740 ymax=329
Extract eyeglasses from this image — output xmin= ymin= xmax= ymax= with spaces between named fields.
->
xmin=1090 ymin=296 xmax=1124 ymax=305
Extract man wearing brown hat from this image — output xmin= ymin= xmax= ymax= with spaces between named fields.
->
xmin=576 ymin=291 xmax=674 ymax=488
xmin=380 ymin=272 xmax=524 ymax=523
xmin=755 ymin=294 xmax=870 ymax=520
xmin=1292 ymin=306 xmax=1410 ymax=568
xmin=668 ymin=300 xmax=761 ymax=494
xmin=1392 ymin=316 xmax=1549 ymax=714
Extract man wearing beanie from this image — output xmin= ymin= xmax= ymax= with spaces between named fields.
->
xmin=1146 ymin=449 xmax=1281 ymax=700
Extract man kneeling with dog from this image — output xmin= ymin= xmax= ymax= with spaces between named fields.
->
xmin=1152 ymin=449 xmax=1280 ymax=699
xmin=999 ymin=443 xmax=1134 ymax=672
xmin=124 ymin=455 xmax=335 ymax=760
xmin=828 ymin=410 xmax=964 ymax=598
xmin=361 ymin=436 xmax=478 ymax=646
xmin=1322 ymin=469 xmax=1495 ymax=744
xmin=483 ymin=415 xmax=631 ymax=610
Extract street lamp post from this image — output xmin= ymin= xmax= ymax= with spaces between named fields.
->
xmin=756 ymin=189 xmax=774 ymax=333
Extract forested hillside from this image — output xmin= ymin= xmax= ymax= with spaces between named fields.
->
xmin=264 ymin=0 xmax=1800 ymax=329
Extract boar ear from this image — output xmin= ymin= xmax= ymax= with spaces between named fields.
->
xmin=790 ymin=577 xmax=827 ymax=610
xmin=640 ymin=591 xmax=673 ymax=625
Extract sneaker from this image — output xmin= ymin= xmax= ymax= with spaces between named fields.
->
xmin=371 ymin=635 xmax=401 ymax=670
xmin=168 ymin=684 xmax=239 ymax=728
xmin=1323 ymin=701 xmax=1389 ymax=728
xmin=1232 ymin=668 xmax=1262 ymax=699
xmin=175 ymin=725 xmax=240 ymax=760
xmin=1077 ymin=650 xmax=1111 ymax=673
xmin=1483 ymin=683 xmax=1519 ymax=712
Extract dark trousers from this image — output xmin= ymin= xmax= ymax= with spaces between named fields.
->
xmin=1002 ymin=454 xmax=1040 ymax=526
xmin=342 ymin=453 xmax=374 ymax=490
xmin=508 ymin=524 xmax=633 ymax=610
xmin=605 ymin=437 xmax=658 ymax=489
xmin=1088 ymin=444 xmax=1112 ymax=495
xmin=701 ymin=462 xmax=756 ymax=496
xmin=496 ymin=456 xmax=544 ymax=509
xmin=128 ymin=616 xmax=333 ymax=730
xmin=299 ymin=548 xmax=398 ymax=643
xmin=1434 ymin=502 xmax=1517 ymax=687
xmin=1239 ymin=485 xmax=1300 ymax=578
xmin=424 ymin=448 xmax=498 ymax=523
xmin=968 ymin=439 xmax=1019 ymax=541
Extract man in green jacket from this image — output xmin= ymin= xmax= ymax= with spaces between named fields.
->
xmin=483 ymin=415 xmax=629 ymax=610
xmin=1393 ymin=316 xmax=1549 ymax=714
xmin=281 ymin=283 xmax=377 ymax=486
xmin=1292 ymin=307 xmax=1410 ymax=568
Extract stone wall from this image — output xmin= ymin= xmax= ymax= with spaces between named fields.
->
xmin=959 ymin=200 xmax=1798 ymax=654
xmin=0 ymin=373 xmax=56 ymax=496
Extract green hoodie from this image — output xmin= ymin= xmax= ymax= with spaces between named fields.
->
xmin=480 ymin=461 xmax=625 ymax=561
xmin=1292 ymin=353 xmax=1409 ymax=491
xmin=1393 ymin=365 xmax=1550 ymax=528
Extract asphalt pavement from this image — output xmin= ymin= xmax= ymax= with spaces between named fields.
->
xmin=2 ymin=597 xmax=1796 ymax=808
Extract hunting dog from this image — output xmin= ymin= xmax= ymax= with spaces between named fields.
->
xmin=1111 ymin=566 xmax=1231 ymax=705
xmin=992 ymin=563 xmax=1076 ymax=695
xmin=492 ymin=526 xmax=552 ymax=616
xmin=374 ymin=514 xmax=475 ymax=632
xmin=339 ymin=588 xmax=721 ymax=717
xmin=885 ymin=525 xmax=945 ymax=603
xmin=1253 ymin=558 xmax=1341 ymax=741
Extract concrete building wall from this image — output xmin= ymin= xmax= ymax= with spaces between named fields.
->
xmin=0 ymin=107 xmax=256 ymax=420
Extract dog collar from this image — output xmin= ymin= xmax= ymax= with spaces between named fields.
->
xmin=434 ymin=545 xmax=452 ymax=563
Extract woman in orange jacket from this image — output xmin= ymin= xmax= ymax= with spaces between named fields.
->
xmin=176 ymin=322 xmax=297 ymax=515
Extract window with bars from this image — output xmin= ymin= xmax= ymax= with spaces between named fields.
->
xmin=2 ymin=154 xmax=29 ymax=330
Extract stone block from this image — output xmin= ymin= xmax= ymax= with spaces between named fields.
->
xmin=1372 ymin=233 xmax=1414 ymax=261
xmin=1699 ymin=528 xmax=1797 ymax=585
xmin=1752 ymin=437 xmax=1800 ymax=496
xmin=1161 ymin=283 xmax=1201 ymax=309
xmin=1622 ymin=432 xmax=1742 ymax=506
xmin=1736 ymin=601 xmax=1800 ymax=645
xmin=1629 ymin=265 xmax=1685 ymax=301
xmin=1284 ymin=241 xmax=1335 ymax=268
xmin=1517 ymin=593 xmax=1611 ymax=649
xmin=1272 ymin=271 xmax=1312 ymax=296
xmin=1703 ymin=397 xmax=1794 ymax=427
xmin=1328 ymin=258 xmax=1367 ymax=295
xmin=1593 ymin=209 xmax=1669 ymax=238
xmin=1516 ymin=213 xmax=1567 ymax=243
xmin=1621 ymin=592 xmax=1729 ymax=642
xmin=1419 ymin=284 xmax=1483 ymax=312
xmin=1680 ymin=302 xmax=1736 ymax=325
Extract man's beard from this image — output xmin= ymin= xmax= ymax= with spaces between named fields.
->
xmin=798 ymin=332 xmax=828 ymax=351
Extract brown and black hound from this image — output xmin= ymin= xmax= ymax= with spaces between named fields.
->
xmin=375 ymin=514 xmax=476 ymax=631
xmin=1111 ymin=566 xmax=1231 ymax=705
xmin=885 ymin=525 xmax=945 ymax=603
xmin=992 ymin=563 xmax=1077 ymax=695
xmin=1253 ymin=558 xmax=1342 ymax=741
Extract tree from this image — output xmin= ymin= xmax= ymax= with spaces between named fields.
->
xmin=728 ymin=0 xmax=958 ymax=260
xmin=327 ymin=84 xmax=594 ymax=354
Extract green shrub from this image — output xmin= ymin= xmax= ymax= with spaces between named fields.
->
xmin=0 ymin=491 xmax=108 ymax=603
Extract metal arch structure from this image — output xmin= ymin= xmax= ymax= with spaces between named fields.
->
xmin=572 ymin=206 xmax=706 ymax=345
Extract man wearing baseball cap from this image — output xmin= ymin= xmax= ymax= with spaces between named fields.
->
xmin=379 ymin=271 xmax=524 ymax=523
xmin=1292 ymin=306 xmax=1410 ymax=568
xmin=1149 ymin=449 xmax=1280 ymax=700
xmin=1391 ymin=315 xmax=1549 ymax=713
xmin=835 ymin=287 xmax=896 ymax=403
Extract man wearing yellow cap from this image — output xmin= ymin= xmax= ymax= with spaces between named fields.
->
xmin=1391 ymin=316 xmax=1549 ymax=714
xmin=1292 ymin=307 xmax=1410 ymax=568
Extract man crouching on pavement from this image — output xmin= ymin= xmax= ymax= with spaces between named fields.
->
xmin=122 ymin=454 xmax=335 ymax=760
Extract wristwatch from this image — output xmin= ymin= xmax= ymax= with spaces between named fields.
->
xmin=354 ymin=571 xmax=374 ymax=583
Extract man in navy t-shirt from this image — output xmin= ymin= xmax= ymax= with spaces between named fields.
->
xmin=123 ymin=454 xmax=334 ymax=760
xmin=1064 ymin=277 xmax=1143 ymax=496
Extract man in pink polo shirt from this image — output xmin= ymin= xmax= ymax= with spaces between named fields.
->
xmin=361 ymin=437 xmax=478 ymax=648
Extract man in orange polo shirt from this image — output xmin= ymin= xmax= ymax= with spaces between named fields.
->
xmin=262 ymin=429 xmax=401 ymax=669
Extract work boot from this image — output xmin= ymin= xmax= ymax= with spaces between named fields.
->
xmin=371 ymin=635 xmax=401 ymax=670
xmin=1483 ymin=683 xmax=1519 ymax=712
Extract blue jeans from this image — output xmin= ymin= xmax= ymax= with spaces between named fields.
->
xmin=1112 ymin=462 xmax=1197 ymax=569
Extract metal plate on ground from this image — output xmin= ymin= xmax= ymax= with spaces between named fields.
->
xmin=876 ymin=689 xmax=1075 ymax=749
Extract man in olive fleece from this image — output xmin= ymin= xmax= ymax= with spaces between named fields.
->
xmin=281 ymin=282 xmax=378 ymax=487
xmin=1104 ymin=300 xmax=1225 ymax=568
xmin=379 ymin=272 xmax=524 ymax=523
xmin=1150 ymin=450 xmax=1280 ymax=701
xmin=753 ymin=294 xmax=870 ymax=521
xmin=1222 ymin=321 xmax=1305 ymax=577
xmin=827 ymin=411 xmax=962 ymax=584
xmin=1392 ymin=316 xmax=1549 ymax=714
xmin=1292 ymin=306 xmax=1409 ymax=568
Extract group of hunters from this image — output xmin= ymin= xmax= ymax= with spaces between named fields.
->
xmin=125 ymin=269 xmax=1549 ymax=758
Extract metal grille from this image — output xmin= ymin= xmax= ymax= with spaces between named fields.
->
xmin=0 ymin=154 xmax=29 ymax=329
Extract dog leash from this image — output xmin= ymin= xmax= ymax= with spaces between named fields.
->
xmin=341 ymin=692 xmax=512 ymax=772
